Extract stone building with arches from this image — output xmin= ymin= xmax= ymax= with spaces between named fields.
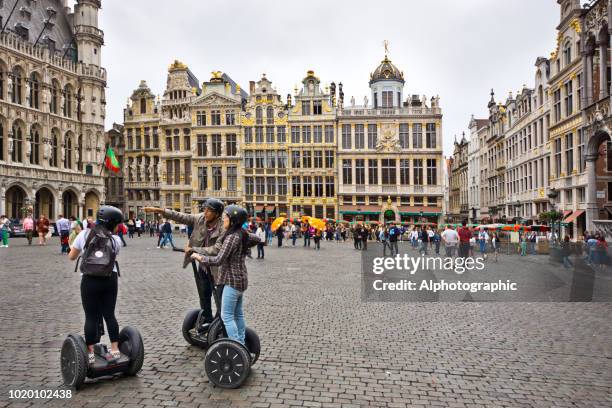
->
xmin=0 ymin=0 xmax=106 ymax=222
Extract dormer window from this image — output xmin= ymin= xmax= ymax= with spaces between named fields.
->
xmin=14 ymin=22 xmax=29 ymax=41
xmin=19 ymin=7 xmax=32 ymax=19
xmin=43 ymin=35 xmax=55 ymax=54
xmin=563 ymin=41 xmax=572 ymax=66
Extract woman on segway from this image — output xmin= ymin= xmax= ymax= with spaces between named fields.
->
xmin=68 ymin=206 xmax=124 ymax=365
xmin=190 ymin=205 xmax=259 ymax=345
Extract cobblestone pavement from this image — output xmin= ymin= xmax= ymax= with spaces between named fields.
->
xmin=0 ymin=236 xmax=611 ymax=407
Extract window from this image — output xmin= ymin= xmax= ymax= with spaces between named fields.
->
xmin=255 ymin=127 xmax=263 ymax=143
xmin=174 ymin=159 xmax=180 ymax=185
xmin=29 ymin=128 xmax=39 ymax=164
xmin=577 ymin=73 xmax=582 ymax=110
xmin=265 ymin=106 xmax=274 ymax=124
xmin=553 ymin=89 xmax=561 ymax=122
xmin=355 ymin=159 xmax=365 ymax=184
xmin=226 ymin=110 xmax=235 ymax=125
xmin=354 ymin=124 xmax=365 ymax=149
xmin=426 ymin=159 xmax=437 ymax=185
xmin=325 ymin=150 xmax=334 ymax=168
xmin=554 ymin=138 xmax=562 ymax=177
xmin=173 ymin=132 xmax=179 ymax=151
xmin=302 ymin=101 xmax=311 ymax=115
xmin=291 ymin=126 xmax=300 ymax=143
xmin=197 ymin=135 xmax=207 ymax=156
xmin=226 ymin=134 xmax=237 ymax=156
xmin=302 ymin=126 xmax=311 ymax=143
xmin=278 ymin=151 xmax=287 ymax=168
xmin=11 ymin=68 xmax=22 ymax=104
xmin=211 ymin=110 xmax=221 ymax=126
xmin=313 ymin=100 xmax=322 ymax=115
xmin=303 ymin=176 xmax=312 ymax=196
xmin=51 ymin=81 xmax=59 ymax=114
xmin=426 ymin=123 xmax=436 ymax=148
xmin=244 ymin=127 xmax=253 ymax=144
xmin=381 ymin=159 xmax=396 ymax=184
xmin=64 ymin=134 xmax=72 ymax=169
xmin=255 ymin=150 xmax=265 ymax=168
xmin=382 ymin=90 xmax=393 ymax=108
xmin=11 ymin=124 xmax=22 ymax=162
xmin=183 ymin=134 xmax=190 ymax=152
xmin=314 ymin=176 xmax=323 ymax=196
xmin=565 ymin=133 xmax=573 ymax=174
xmin=266 ymin=151 xmax=276 ymax=168
xmin=278 ymin=177 xmax=287 ymax=195
xmin=291 ymin=151 xmax=301 ymax=168
xmin=212 ymin=166 xmax=222 ymax=190
xmin=313 ymin=125 xmax=323 ymax=143
xmin=196 ymin=111 xmax=206 ymax=126
xmin=343 ymin=159 xmax=352 ymax=184
xmin=184 ymin=159 xmax=191 ymax=184
xmin=413 ymin=159 xmax=423 ymax=185
xmin=135 ymin=129 xmax=142 ymax=150
xmin=314 ymin=150 xmax=322 ymax=168
xmin=212 ymin=134 xmax=222 ymax=156
xmin=166 ymin=159 xmax=173 ymax=184
xmin=266 ymin=127 xmax=274 ymax=143
xmin=564 ymin=81 xmax=573 ymax=117
xmin=302 ymin=150 xmax=312 ymax=168
xmin=244 ymin=151 xmax=254 ymax=168
xmin=400 ymin=159 xmax=410 ymax=184
xmin=563 ymin=41 xmax=572 ymax=66
xmin=256 ymin=107 xmax=263 ymax=125
xmin=367 ymin=124 xmax=377 ymax=149
xmin=144 ymin=128 xmax=151 ymax=149
xmin=325 ymin=176 xmax=334 ymax=197
xmin=266 ymin=177 xmax=276 ymax=195
xmin=325 ymin=125 xmax=334 ymax=143
xmin=368 ymin=159 xmax=378 ymax=184
xmin=292 ymin=177 xmax=301 ymax=197
xmin=63 ymin=85 xmax=72 ymax=117
xmin=277 ymin=126 xmax=286 ymax=143
xmin=29 ymin=73 xmax=39 ymax=109
xmin=399 ymin=124 xmax=409 ymax=148
xmin=140 ymin=98 xmax=146 ymax=114
xmin=412 ymin=124 xmax=423 ymax=148
xmin=578 ymin=128 xmax=585 ymax=172
xmin=227 ymin=166 xmax=237 ymax=191
xmin=342 ymin=124 xmax=352 ymax=149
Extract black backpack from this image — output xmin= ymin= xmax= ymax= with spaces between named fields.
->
xmin=75 ymin=226 xmax=119 ymax=277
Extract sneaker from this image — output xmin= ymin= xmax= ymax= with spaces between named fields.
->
xmin=110 ymin=350 xmax=121 ymax=360
xmin=88 ymin=353 xmax=95 ymax=365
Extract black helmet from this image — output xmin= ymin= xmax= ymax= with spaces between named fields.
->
xmin=224 ymin=204 xmax=248 ymax=228
xmin=202 ymin=198 xmax=224 ymax=215
xmin=96 ymin=205 xmax=123 ymax=230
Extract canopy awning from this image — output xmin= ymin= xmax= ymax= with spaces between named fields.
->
xmin=563 ymin=209 xmax=585 ymax=224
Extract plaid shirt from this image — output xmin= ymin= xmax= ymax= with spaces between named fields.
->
xmin=200 ymin=231 xmax=260 ymax=292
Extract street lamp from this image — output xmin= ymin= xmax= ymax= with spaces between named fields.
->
xmin=547 ymin=188 xmax=560 ymax=243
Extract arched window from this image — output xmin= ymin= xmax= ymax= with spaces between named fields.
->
xmin=266 ymin=106 xmax=274 ymax=124
xmin=255 ymin=106 xmax=263 ymax=124
xmin=11 ymin=123 xmax=23 ymax=162
xmin=51 ymin=80 xmax=59 ymax=114
xmin=538 ymin=86 xmax=543 ymax=107
xmin=63 ymin=85 xmax=72 ymax=118
xmin=64 ymin=133 xmax=73 ymax=169
xmin=29 ymin=73 xmax=39 ymax=109
xmin=563 ymin=41 xmax=572 ymax=66
xmin=11 ymin=67 xmax=22 ymax=104
xmin=140 ymin=98 xmax=146 ymax=114
xmin=30 ymin=127 xmax=40 ymax=165
xmin=50 ymin=131 xmax=58 ymax=167
xmin=77 ymin=135 xmax=83 ymax=171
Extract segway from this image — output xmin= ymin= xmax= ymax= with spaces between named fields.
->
xmin=60 ymin=321 xmax=144 ymax=390
xmin=173 ymin=247 xmax=260 ymax=388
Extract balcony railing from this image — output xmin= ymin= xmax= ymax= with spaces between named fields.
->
xmin=338 ymin=106 xmax=441 ymax=117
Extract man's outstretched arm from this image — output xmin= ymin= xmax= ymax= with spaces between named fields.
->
xmin=144 ymin=207 xmax=196 ymax=227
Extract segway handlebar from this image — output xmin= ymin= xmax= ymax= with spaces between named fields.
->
xmin=171 ymin=247 xmax=198 ymax=274
xmin=172 ymin=247 xmax=185 ymax=253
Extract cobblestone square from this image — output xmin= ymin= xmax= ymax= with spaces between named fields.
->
xmin=1 ymin=236 xmax=611 ymax=407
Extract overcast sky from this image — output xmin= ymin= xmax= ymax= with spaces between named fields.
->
xmin=94 ymin=0 xmax=559 ymax=156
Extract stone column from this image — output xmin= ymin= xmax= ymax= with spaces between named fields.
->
xmin=586 ymin=51 xmax=594 ymax=106
xmin=585 ymin=154 xmax=599 ymax=232
xmin=599 ymin=40 xmax=608 ymax=99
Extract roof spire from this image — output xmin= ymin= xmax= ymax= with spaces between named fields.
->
xmin=383 ymin=39 xmax=389 ymax=58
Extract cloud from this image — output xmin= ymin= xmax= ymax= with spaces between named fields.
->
xmin=99 ymin=0 xmax=558 ymax=155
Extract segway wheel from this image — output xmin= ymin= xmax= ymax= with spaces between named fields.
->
xmin=60 ymin=334 xmax=88 ymax=389
xmin=204 ymin=339 xmax=251 ymax=389
xmin=245 ymin=327 xmax=261 ymax=365
xmin=207 ymin=320 xmax=260 ymax=365
xmin=118 ymin=326 xmax=144 ymax=376
xmin=182 ymin=309 xmax=209 ymax=348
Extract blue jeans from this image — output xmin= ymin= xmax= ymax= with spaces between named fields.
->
xmin=160 ymin=232 xmax=174 ymax=248
xmin=562 ymin=256 xmax=573 ymax=268
xmin=221 ymin=286 xmax=245 ymax=345
xmin=479 ymin=240 xmax=486 ymax=254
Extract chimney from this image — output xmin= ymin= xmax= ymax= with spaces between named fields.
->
xmin=249 ymin=81 xmax=255 ymax=94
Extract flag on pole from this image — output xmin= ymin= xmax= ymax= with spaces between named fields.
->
xmin=104 ymin=147 xmax=120 ymax=173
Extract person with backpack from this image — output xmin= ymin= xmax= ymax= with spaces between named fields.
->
xmin=190 ymin=205 xmax=260 ymax=345
xmin=68 ymin=206 xmax=124 ymax=366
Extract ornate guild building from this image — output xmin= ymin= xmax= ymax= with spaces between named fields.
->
xmin=0 ymin=0 xmax=107 ymax=222
xmin=104 ymin=123 xmax=125 ymax=212
xmin=337 ymin=54 xmax=444 ymax=223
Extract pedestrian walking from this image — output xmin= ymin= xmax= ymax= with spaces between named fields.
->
xmin=117 ymin=222 xmax=127 ymax=247
xmin=478 ymin=228 xmax=489 ymax=258
xmin=0 ymin=215 xmax=11 ymax=248
xmin=303 ymin=222 xmax=311 ymax=247
xmin=457 ymin=220 xmax=472 ymax=258
xmin=127 ymin=219 xmax=135 ymax=239
xmin=256 ymin=223 xmax=266 ymax=259
xmin=135 ymin=219 xmax=142 ymax=237
xmin=441 ymin=225 xmax=459 ymax=257
xmin=433 ymin=229 xmax=441 ymax=255
xmin=37 ymin=214 xmax=50 ymax=246
xmin=388 ymin=223 xmax=399 ymax=256
xmin=68 ymin=216 xmax=82 ymax=248
xmin=561 ymin=236 xmax=573 ymax=268
xmin=314 ymin=228 xmax=322 ymax=250
xmin=23 ymin=214 xmax=34 ymax=245
xmin=491 ymin=233 xmax=500 ymax=262
xmin=380 ymin=227 xmax=390 ymax=256
xmin=56 ymin=214 xmax=71 ymax=254
xmin=595 ymin=235 xmax=609 ymax=270
xmin=276 ymin=223 xmax=284 ymax=248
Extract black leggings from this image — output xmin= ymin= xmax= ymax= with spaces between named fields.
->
xmin=81 ymin=274 xmax=119 ymax=346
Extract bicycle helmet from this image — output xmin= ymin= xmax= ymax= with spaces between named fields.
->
xmin=96 ymin=205 xmax=124 ymax=230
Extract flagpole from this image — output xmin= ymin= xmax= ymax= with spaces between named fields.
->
xmin=99 ymin=142 xmax=109 ymax=176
